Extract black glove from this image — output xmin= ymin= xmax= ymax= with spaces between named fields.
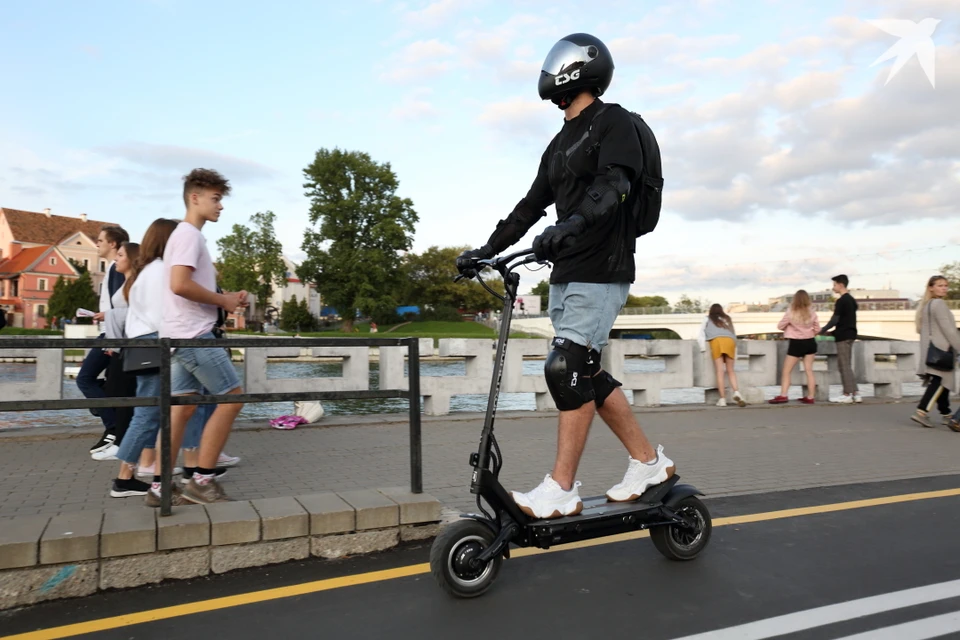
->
xmin=455 ymin=244 xmax=493 ymax=278
xmin=533 ymin=216 xmax=584 ymax=262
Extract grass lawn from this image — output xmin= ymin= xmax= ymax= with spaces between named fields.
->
xmin=274 ymin=321 xmax=542 ymax=345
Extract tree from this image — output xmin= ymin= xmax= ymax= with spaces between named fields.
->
xmin=940 ymin=262 xmax=960 ymax=300
xmin=278 ymin=295 xmax=318 ymax=332
xmin=46 ymin=272 xmax=98 ymax=322
xmin=673 ymin=294 xmax=705 ymax=314
xmin=216 ymin=211 xmax=286 ymax=330
xmin=298 ymin=148 xmax=418 ymax=332
xmin=67 ymin=258 xmax=88 ymax=274
xmin=626 ymin=294 xmax=670 ymax=308
xmin=400 ymin=246 xmax=504 ymax=314
xmin=529 ymin=279 xmax=550 ymax=297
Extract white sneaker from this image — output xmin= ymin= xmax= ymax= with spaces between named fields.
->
xmin=853 ymin=393 xmax=863 ymax=403
xmin=217 ymin=452 xmax=241 ymax=467
xmin=511 ymin=474 xmax=583 ymax=519
xmin=136 ymin=464 xmax=183 ymax=477
xmin=831 ymin=394 xmax=854 ymax=404
xmin=733 ymin=391 xmax=746 ymax=407
xmin=716 ymin=398 xmax=727 ymax=407
xmin=91 ymin=444 xmax=119 ymax=461
xmin=606 ymin=445 xmax=676 ymax=502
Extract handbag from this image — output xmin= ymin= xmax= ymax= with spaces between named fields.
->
xmin=122 ymin=346 xmax=161 ymax=375
xmin=925 ymin=304 xmax=955 ymax=371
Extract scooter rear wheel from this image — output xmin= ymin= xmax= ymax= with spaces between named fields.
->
xmin=430 ymin=520 xmax=502 ymax=598
xmin=651 ymin=496 xmax=712 ymax=560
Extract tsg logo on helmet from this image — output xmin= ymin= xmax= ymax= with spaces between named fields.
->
xmin=554 ymin=69 xmax=581 ymax=86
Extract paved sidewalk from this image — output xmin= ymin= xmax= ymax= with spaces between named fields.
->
xmin=2 ymin=397 xmax=959 ymax=520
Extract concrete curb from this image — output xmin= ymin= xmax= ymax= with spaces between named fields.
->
xmin=0 ymin=487 xmax=441 ymax=611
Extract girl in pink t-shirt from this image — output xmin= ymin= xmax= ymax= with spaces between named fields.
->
xmin=769 ymin=290 xmax=821 ymax=405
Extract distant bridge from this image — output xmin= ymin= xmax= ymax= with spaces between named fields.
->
xmin=512 ymin=310 xmax=960 ymax=342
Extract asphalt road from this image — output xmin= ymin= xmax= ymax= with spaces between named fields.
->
xmin=5 ymin=475 xmax=960 ymax=640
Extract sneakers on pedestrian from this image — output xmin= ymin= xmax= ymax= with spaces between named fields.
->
xmin=89 ymin=432 xmax=115 ymax=454
xmin=911 ymin=410 xmax=935 ymax=428
xmin=799 ymin=397 xmax=815 ymax=405
xmin=144 ymin=485 xmax=187 ymax=507
xmin=136 ymin=464 xmax=183 ymax=478
xmin=948 ymin=418 xmax=960 ymax=433
xmin=716 ymin=398 xmax=727 ymax=407
xmin=110 ymin=477 xmax=151 ymax=498
xmin=217 ymin=452 xmax=241 ymax=467
xmin=853 ymin=393 xmax=863 ymax=404
xmin=511 ymin=475 xmax=583 ymax=519
xmin=606 ymin=445 xmax=676 ymax=503
xmin=92 ymin=444 xmax=119 ymax=461
xmin=180 ymin=467 xmax=228 ymax=486
xmin=768 ymin=395 xmax=788 ymax=404
xmin=733 ymin=391 xmax=746 ymax=407
xmin=831 ymin=394 xmax=854 ymax=404
xmin=182 ymin=478 xmax=231 ymax=504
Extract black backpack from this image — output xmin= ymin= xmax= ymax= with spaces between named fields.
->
xmin=586 ymin=104 xmax=663 ymax=237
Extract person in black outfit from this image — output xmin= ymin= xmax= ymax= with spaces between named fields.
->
xmin=78 ymin=225 xmax=129 ymax=456
xmin=820 ymin=274 xmax=860 ymax=403
xmin=457 ymin=33 xmax=675 ymax=520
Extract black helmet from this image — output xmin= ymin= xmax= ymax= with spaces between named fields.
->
xmin=538 ymin=33 xmax=614 ymax=109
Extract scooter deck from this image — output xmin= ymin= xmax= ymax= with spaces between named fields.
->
xmin=523 ymin=476 xmax=681 ymax=548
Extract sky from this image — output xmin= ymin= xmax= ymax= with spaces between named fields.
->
xmin=1 ymin=0 xmax=958 ymax=306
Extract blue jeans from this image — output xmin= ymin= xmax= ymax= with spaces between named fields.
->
xmin=76 ymin=335 xmax=114 ymax=431
xmin=548 ymin=282 xmax=631 ymax=352
xmin=171 ymin=332 xmax=242 ymax=396
xmin=115 ymin=333 xmax=214 ymax=466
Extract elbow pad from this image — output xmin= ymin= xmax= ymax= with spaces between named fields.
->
xmin=486 ymin=198 xmax=547 ymax=254
xmin=577 ymin=165 xmax=632 ymax=227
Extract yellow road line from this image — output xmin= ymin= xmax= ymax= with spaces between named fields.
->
xmin=6 ymin=486 xmax=960 ymax=640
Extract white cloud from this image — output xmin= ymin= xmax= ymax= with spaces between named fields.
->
xmin=401 ymin=0 xmax=466 ymax=28
xmin=95 ymin=143 xmax=279 ymax=182
xmin=389 ymin=88 xmax=440 ymax=121
xmin=476 ymin=97 xmax=554 ymax=140
xmin=380 ymin=39 xmax=457 ymax=82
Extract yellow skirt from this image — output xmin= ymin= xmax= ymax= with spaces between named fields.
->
xmin=710 ymin=336 xmax=736 ymax=360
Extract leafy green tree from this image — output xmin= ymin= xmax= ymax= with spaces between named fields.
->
xmin=529 ymin=279 xmax=550 ymax=297
xmin=626 ymin=294 xmax=670 ymax=308
xmin=673 ymin=294 xmax=705 ymax=314
xmin=400 ymin=246 xmax=503 ymax=314
xmin=279 ymin=295 xmax=319 ymax=332
xmin=46 ymin=272 xmax=98 ymax=323
xmin=939 ymin=262 xmax=960 ymax=300
xmin=298 ymin=148 xmax=418 ymax=332
xmin=216 ymin=211 xmax=286 ymax=329
xmin=67 ymin=258 xmax=88 ymax=274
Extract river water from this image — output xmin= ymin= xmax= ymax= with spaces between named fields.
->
xmin=0 ymin=359 xmax=925 ymax=431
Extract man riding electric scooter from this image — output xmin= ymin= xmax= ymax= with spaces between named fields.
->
xmin=457 ymin=33 xmax=675 ymax=520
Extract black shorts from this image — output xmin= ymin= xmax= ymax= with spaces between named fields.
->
xmin=787 ymin=338 xmax=818 ymax=358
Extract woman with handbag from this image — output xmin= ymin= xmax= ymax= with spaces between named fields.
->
xmin=912 ymin=275 xmax=960 ymax=428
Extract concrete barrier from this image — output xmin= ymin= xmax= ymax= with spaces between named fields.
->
xmin=0 ymin=338 xmax=931 ymax=415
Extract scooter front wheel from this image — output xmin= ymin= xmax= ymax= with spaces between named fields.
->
xmin=651 ymin=496 xmax=712 ymax=561
xmin=430 ymin=520 xmax=502 ymax=598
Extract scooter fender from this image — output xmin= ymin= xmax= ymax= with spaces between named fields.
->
xmin=662 ymin=484 xmax=703 ymax=508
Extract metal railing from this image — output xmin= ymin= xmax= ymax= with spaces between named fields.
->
xmin=0 ymin=336 xmax=423 ymax=516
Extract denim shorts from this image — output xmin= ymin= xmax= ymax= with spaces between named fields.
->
xmin=548 ymin=282 xmax=630 ymax=352
xmin=171 ymin=332 xmax=242 ymax=396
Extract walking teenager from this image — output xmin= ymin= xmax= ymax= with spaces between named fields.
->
xmin=770 ymin=290 xmax=820 ymax=405
xmin=911 ymin=275 xmax=960 ymax=428
xmin=697 ymin=304 xmax=746 ymax=407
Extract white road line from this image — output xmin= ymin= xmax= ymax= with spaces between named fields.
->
xmin=672 ymin=578 xmax=960 ymax=640
xmin=834 ymin=611 xmax=960 ymax=639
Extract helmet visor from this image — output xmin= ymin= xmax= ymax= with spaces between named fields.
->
xmin=541 ymin=40 xmax=598 ymax=75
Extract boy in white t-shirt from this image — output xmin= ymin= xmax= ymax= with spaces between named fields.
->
xmin=154 ymin=168 xmax=247 ymax=505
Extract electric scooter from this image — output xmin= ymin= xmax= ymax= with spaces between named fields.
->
xmin=429 ymin=248 xmax=712 ymax=598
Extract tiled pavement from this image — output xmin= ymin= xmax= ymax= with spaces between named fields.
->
xmin=2 ymin=397 xmax=959 ymax=521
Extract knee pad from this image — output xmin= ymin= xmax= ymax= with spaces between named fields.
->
xmin=545 ymin=338 xmax=595 ymax=411
xmin=593 ymin=370 xmax=622 ymax=409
